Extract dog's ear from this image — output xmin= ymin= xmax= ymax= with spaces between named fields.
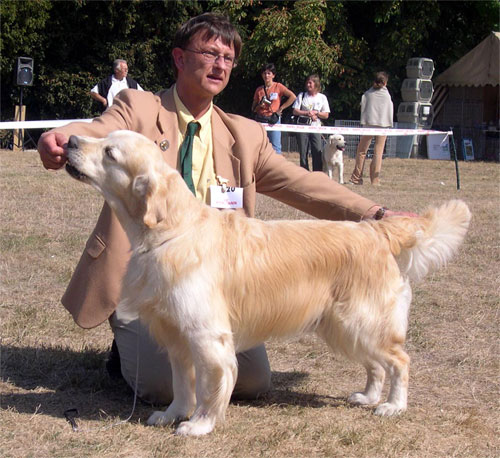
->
xmin=132 ymin=174 xmax=167 ymax=228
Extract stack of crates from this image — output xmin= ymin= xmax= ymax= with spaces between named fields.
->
xmin=397 ymin=58 xmax=435 ymax=156
xmin=400 ymin=78 xmax=433 ymax=103
xmin=397 ymin=58 xmax=434 ymax=126
xmin=397 ymin=102 xmax=434 ymax=127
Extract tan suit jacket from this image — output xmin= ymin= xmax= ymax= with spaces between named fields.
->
xmin=52 ymin=87 xmax=376 ymax=328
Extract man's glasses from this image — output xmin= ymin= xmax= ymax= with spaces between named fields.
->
xmin=182 ymin=48 xmax=236 ymax=68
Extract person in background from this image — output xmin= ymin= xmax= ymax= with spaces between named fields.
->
xmin=90 ymin=59 xmax=144 ymax=112
xmin=37 ymin=13 xmax=417 ymax=406
xmin=292 ymin=74 xmax=330 ymax=171
xmin=349 ymin=71 xmax=393 ymax=186
xmin=251 ymin=63 xmax=296 ymax=154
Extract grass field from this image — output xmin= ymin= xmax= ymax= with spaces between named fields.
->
xmin=1 ymin=149 xmax=499 ymax=457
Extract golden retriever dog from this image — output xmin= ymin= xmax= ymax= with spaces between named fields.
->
xmin=323 ymin=134 xmax=345 ymax=183
xmin=64 ymin=130 xmax=471 ymax=436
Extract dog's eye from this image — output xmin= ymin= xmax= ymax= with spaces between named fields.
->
xmin=104 ymin=146 xmax=115 ymax=161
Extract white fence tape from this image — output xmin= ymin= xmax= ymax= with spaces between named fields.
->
xmin=0 ymin=119 xmax=451 ymax=137
xmin=0 ymin=119 xmax=93 ymax=129
xmin=262 ymin=123 xmax=452 ymax=136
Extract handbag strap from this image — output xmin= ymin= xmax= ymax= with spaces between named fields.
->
xmin=263 ymin=85 xmax=268 ymax=98
xmin=297 ymin=92 xmax=305 ymax=109
xmin=264 ymin=83 xmax=278 ymax=113
xmin=263 ymin=83 xmax=278 ymax=99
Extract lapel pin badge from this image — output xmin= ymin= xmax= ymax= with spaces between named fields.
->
xmin=159 ymin=140 xmax=169 ymax=151
xmin=216 ymin=175 xmax=229 ymax=193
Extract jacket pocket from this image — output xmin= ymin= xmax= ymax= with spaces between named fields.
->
xmin=85 ymin=234 xmax=106 ymax=259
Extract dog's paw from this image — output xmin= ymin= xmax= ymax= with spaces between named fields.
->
xmin=175 ymin=417 xmax=216 ymax=436
xmin=348 ymin=392 xmax=378 ymax=406
xmin=147 ymin=410 xmax=185 ymax=427
xmin=374 ymin=402 xmax=406 ymax=417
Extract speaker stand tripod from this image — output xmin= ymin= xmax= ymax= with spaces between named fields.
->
xmin=14 ymin=86 xmax=36 ymax=151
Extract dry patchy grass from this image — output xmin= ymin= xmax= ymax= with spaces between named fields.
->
xmin=1 ymin=150 xmax=499 ymax=457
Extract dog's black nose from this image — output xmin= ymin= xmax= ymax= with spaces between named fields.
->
xmin=67 ymin=135 xmax=79 ymax=150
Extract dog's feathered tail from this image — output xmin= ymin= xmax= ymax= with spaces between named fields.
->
xmin=372 ymin=200 xmax=471 ymax=282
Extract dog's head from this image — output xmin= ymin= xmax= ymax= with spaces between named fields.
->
xmin=65 ymin=130 xmax=172 ymax=228
xmin=328 ymin=134 xmax=346 ymax=152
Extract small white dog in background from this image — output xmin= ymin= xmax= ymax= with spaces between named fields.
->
xmin=323 ymin=134 xmax=346 ymax=183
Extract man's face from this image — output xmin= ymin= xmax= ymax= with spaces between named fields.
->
xmin=115 ymin=63 xmax=128 ymax=80
xmin=173 ymin=32 xmax=235 ymax=98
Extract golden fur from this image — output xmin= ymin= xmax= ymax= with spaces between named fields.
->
xmin=65 ymin=130 xmax=471 ymax=436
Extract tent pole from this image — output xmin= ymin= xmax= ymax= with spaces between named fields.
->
xmin=449 ymin=128 xmax=460 ymax=190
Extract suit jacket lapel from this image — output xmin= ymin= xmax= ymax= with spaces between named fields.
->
xmin=156 ymin=87 xmax=179 ymax=169
xmin=212 ymin=106 xmax=240 ymax=187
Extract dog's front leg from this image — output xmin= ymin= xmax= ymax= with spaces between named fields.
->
xmin=175 ymin=331 xmax=237 ymax=436
xmin=147 ymin=345 xmax=196 ymax=427
xmin=338 ymin=162 xmax=344 ymax=184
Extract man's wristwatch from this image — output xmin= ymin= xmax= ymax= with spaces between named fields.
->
xmin=374 ymin=207 xmax=388 ymax=220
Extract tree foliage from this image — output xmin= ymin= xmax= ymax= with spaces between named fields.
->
xmin=1 ymin=0 xmax=498 ymax=132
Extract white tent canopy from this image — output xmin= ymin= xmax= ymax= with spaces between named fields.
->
xmin=434 ymin=31 xmax=499 ymax=87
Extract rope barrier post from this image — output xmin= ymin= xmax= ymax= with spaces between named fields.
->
xmin=449 ymin=127 xmax=460 ymax=190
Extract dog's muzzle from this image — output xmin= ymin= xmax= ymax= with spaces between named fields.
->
xmin=65 ymin=162 xmax=87 ymax=180
xmin=65 ymin=136 xmax=88 ymax=180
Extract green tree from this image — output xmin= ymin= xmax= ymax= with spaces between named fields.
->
xmin=1 ymin=0 xmax=498 ymax=133
xmin=218 ymin=0 xmax=342 ymax=119
xmin=0 ymin=0 xmax=51 ymax=116
xmin=326 ymin=0 xmax=499 ymax=120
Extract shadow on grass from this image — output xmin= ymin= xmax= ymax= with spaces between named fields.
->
xmin=234 ymin=371 xmax=348 ymax=409
xmin=1 ymin=344 xmax=351 ymax=426
xmin=1 ymin=343 xmax=142 ymax=424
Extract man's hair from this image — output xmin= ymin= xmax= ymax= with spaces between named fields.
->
xmin=260 ymin=63 xmax=276 ymax=75
xmin=373 ymin=71 xmax=389 ymax=89
xmin=113 ymin=59 xmax=127 ymax=72
xmin=306 ymin=74 xmax=321 ymax=91
xmin=172 ymin=12 xmax=242 ymax=74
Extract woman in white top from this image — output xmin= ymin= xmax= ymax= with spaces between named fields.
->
xmin=349 ymin=71 xmax=393 ymax=186
xmin=292 ymin=74 xmax=330 ymax=171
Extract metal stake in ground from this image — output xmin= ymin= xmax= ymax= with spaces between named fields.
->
xmin=449 ymin=128 xmax=461 ymax=190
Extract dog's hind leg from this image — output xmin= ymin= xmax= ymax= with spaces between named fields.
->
xmin=373 ymin=345 xmax=409 ymax=416
xmin=348 ymin=361 xmax=385 ymax=406
xmin=175 ymin=330 xmax=237 ymax=436
xmin=373 ymin=280 xmax=411 ymax=416
xmin=317 ymin=320 xmax=386 ymax=407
